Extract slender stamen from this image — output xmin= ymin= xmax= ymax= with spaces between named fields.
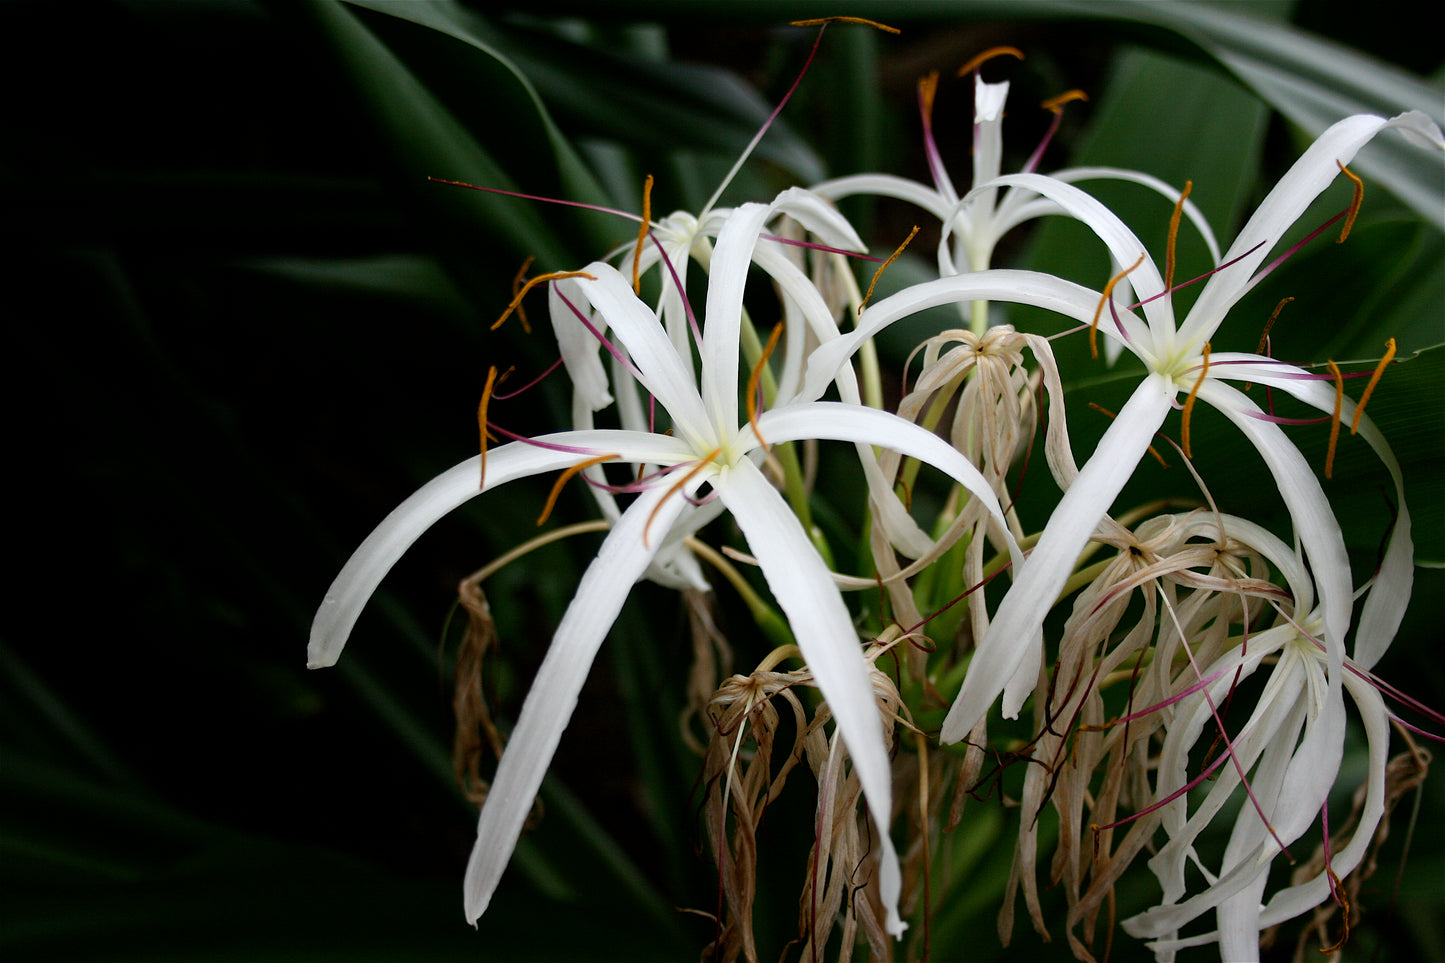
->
xmin=633 ymin=174 xmax=653 ymax=295
xmin=1350 ymin=337 xmax=1396 ymax=434
xmin=859 ymin=225 xmax=919 ymax=314
xmin=494 ymin=271 xmax=597 ymax=330
xmin=702 ymin=18 xmax=898 ymax=218
xmin=956 ymin=45 xmax=1024 ymax=77
xmin=1089 ymin=253 xmax=1147 ymax=359
xmin=1336 ymin=161 xmax=1364 ymax=243
xmin=490 ymin=357 xmax=562 ymax=401
xmin=1090 ymin=402 xmax=1168 ymax=467
xmin=478 ymin=365 xmax=500 ymax=488
xmin=1165 ymin=180 xmax=1193 ymax=292
xmin=510 ymin=257 xmax=536 ymax=333
xmin=645 ymin=450 xmax=721 ymax=547
xmin=1244 ymin=297 xmax=1293 ymax=393
xmin=747 ymin=323 xmax=785 ymax=452
xmin=1325 ymin=359 xmax=1344 ymax=478
xmin=1024 ymin=89 xmax=1088 ymax=173
xmin=537 ymin=453 xmax=618 ymax=526
xmin=1181 ymin=342 xmax=1212 ymax=459
xmin=791 ymin=16 xmax=900 ymax=32
xmin=1041 ymin=89 xmax=1088 ymax=113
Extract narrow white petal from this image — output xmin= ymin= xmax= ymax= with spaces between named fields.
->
xmin=700 ymin=203 xmax=773 ymax=433
xmin=802 ymin=269 xmax=1140 ymax=404
xmin=940 ymin=375 xmax=1173 ymax=742
xmin=810 ymin=173 xmax=955 ymax=222
xmin=1184 ymin=111 xmax=1444 ymax=344
xmin=758 ymin=402 xmax=1024 ymax=569
xmin=717 ymin=460 xmax=907 ymax=937
xmin=1213 ymin=360 xmax=1414 ymax=667
xmin=1196 ymin=381 xmax=1353 ymax=665
xmin=308 ymin=432 xmax=692 ymax=669
xmin=463 ymin=481 xmax=690 ymax=923
xmin=560 ymin=266 xmax=713 ymax=447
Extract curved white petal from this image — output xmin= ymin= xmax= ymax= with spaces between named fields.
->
xmin=1184 ymin=111 xmax=1444 ymax=344
xmin=1196 ymin=380 xmax=1352 ymax=666
xmin=810 ymin=173 xmax=955 ymax=222
xmin=560 ymin=266 xmax=713 ymax=447
xmin=940 ymin=374 xmax=1175 ymax=741
xmin=758 ymin=402 xmax=1024 ymax=569
xmin=716 ymin=459 xmax=906 ymax=938
xmin=1052 ymin=165 xmax=1223 ymax=263
xmin=967 ymin=173 xmax=1173 ymax=338
xmin=700 ymin=202 xmax=773 ymax=434
xmin=802 ymin=269 xmax=1141 ymax=404
xmin=463 ymin=481 xmax=689 ymax=923
xmin=308 ymin=431 xmax=693 ymax=669
xmin=1212 ymin=359 xmax=1413 ymax=668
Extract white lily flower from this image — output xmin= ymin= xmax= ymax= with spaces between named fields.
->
xmin=310 ymin=197 xmax=1026 ymax=936
xmin=812 ymin=62 xmax=1219 ymax=336
xmin=1121 ymin=521 xmax=1396 ymax=961
xmin=805 ymin=110 xmax=1439 ymax=742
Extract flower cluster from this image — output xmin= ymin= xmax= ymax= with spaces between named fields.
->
xmin=309 ymin=23 xmax=1443 ymax=963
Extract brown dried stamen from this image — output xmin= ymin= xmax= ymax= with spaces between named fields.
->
xmin=1350 ymin=337 xmax=1395 ymax=434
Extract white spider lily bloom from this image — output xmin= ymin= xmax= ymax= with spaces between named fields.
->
xmin=802 ymin=111 xmax=1440 ymax=743
xmin=1122 ymin=522 xmax=1395 ymax=962
xmin=811 ymin=68 xmax=1219 ymax=334
xmin=557 ymin=187 xmax=872 ymax=590
xmin=310 ymin=200 xmax=1025 ymax=937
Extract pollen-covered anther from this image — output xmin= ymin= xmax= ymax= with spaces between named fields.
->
xmin=1181 ymin=343 xmax=1211 ymax=459
xmin=1089 ymin=253 xmax=1147 ymax=359
xmin=1336 ymin=161 xmax=1364 ymax=243
xmin=1165 ymin=180 xmax=1194 ymax=291
xmin=957 ymin=45 xmax=1024 ymax=77
xmin=1325 ymin=358 xmax=1344 ymax=478
xmin=537 ymin=453 xmax=619 ymax=526
xmin=918 ymin=71 xmax=940 ymax=126
xmin=746 ymin=323 xmax=784 ymax=452
xmin=1040 ymin=89 xmax=1089 ymax=114
xmin=859 ymin=225 xmax=920 ymax=314
xmin=633 ymin=174 xmax=654 ymax=295
xmin=509 ymin=257 xmax=536 ymax=333
xmin=477 ymin=365 xmax=502 ymax=488
xmin=789 ymin=16 xmax=900 ymax=34
xmin=1350 ymin=337 xmax=1396 ymax=434
xmin=493 ymin=270 xmax=597 ymax=331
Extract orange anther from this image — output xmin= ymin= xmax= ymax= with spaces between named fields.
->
xmin=537 ymin=453 xmax=618 ymax=526
xmin=509 ymin=257 xmax=536 ymax=333
xmin=1041 ymin=89 xmax=1089 ymax=113
xmin=957 ymin=46 xmax=1024 ymax=78
xmin=633 ymin=174 xmax=653 ymax=295
xmin=1350 ymin=338 xmax=1396 ymax=434
xmin=1165 ymin=180 xmax=1193 ymax=292
xmin=1089 ymin=253 xmax=1147 ymax=359
xmin=918 ymin=71 xmax=940 ymax=127
xmin=790 ymin=16 xmax=900 ymax=33
xmin=746 ymin=323 xmax=785 ymax=452
xmin=1181 ymin=343 xmax=1211 ymax=459
xmin=860 ymin=225 xmax=920 ymax=314
xmin=478 ymin=365 xmax=500 ymax=488
xmin=1336 ymin=161 xmax=1364 ymax=243
xmin=493 ymin=270 xmax=597 ymax=330
xmin=1325 ymin=359 xmax=1344 ymax=478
